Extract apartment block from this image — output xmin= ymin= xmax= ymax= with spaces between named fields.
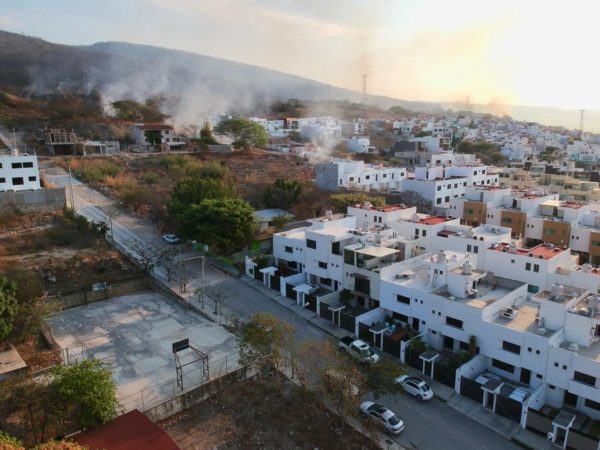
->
xmin=0 ymin=153 xmax=41 ymax=192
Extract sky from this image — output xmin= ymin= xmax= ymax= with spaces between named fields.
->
xmin=1 ymin=0 xmax=599 ymax=112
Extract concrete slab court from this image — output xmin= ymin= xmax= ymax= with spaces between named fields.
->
xmin=46 ymin=291 xmax=239 ymax=406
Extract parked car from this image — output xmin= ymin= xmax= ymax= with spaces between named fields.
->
xmin=396 ymin=375 xmax=433 ymax=401
xmin=162 ymin=234 xmax=181 ymax=244
xmin=338 ymin=337 xmax=380 ymax=364
xmin=359 ymin=401 xmax=404 ymax=434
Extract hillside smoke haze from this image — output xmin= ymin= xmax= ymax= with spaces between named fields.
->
xmin=0 ymin=30 xmax=598 ymax=131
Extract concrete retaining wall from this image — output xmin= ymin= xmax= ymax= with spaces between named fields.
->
xmin=0 ymin=188 xmax=66 ymax=212
xmin=144 ymin=364 xmax=258 ymax=422
xmin=52 ymin=276 xmax=151 ymax=310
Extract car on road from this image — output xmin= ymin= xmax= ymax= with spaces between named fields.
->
xmin=396 ymin=375 xmax=434 ymax=401
xmin=359 ymin=401 xmax=404 ymax=434
xmin=162 ymin=234 xmax=181 ymax=244
xmin=338 ymin=337 xmax=380 ymax=364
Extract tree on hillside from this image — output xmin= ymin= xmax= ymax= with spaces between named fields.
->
xmin=388 ymin=105 xmax=408 ymax=115
xmin=238 ymin=313 xmax=293 ymax=378
xmin=362 ymin=359 xmax=406 ymax=398
xmin=214 ymin=119 xmax=268 ymax=150
xmin=263 ymin=178 xmax=303 ymax=210
xmin=51 ymin=359 xmax=118 ymax=429
xmin=328 ymin=192 xmax=385 ymax=214
xmin=0 ymin=277 xmax=18 ymax=341
xmin=143 ymin=130 xmax=162 ymax=146
xmin=177 ymin=198 xmax=256 ymax=253
xmin=199 ymin=122 xmax=218 ymax=144
xmin=168 ymin=176 xmax=238 ymax=217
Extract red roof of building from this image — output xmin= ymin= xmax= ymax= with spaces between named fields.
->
xmin=73 ymin=410 xmax=180 ymax=450
xmin=419 ymin=216 xmax=452 ymax=225
xmin=491 ymin=242 xmax=567 ymax=260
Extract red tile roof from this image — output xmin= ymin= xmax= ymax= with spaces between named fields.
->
xmin=491 ymin=242 xmax=567 ymax=260
xmin=419 ymin=216 xmax=452 ymax=225
xmin=133 ymin=124 xmax=173 ymax=131
xmin=73 ymin=410 xmax=180 ymax=450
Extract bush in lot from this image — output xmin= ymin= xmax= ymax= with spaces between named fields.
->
xmin=116 ymin=180 xmax=149 ymax=210
xmin=69 ymin=158 xmax=123 ymax=183
xmin=0 ymin=277 xmax=19 ymax=342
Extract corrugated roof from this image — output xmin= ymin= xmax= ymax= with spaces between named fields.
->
xmin=73 ymin=410 xmax=180 ymax=450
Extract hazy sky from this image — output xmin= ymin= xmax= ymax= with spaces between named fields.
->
xmin=1 ymin=0 xmax=598 ymax=110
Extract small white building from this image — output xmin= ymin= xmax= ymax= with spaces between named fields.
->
xmin=0 ymin=153 xmax=41 ymax=192
xmin=130 ymin=123 xmax=184 ymax=150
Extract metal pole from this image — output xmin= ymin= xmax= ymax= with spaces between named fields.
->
xmin=201 ymin=255 xmax=205 ymax=309
xmin=68 ymin=163 xmax=74 ymax=210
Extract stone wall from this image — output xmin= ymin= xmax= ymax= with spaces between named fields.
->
xmin=144 ymin=364 xmax=258 ymax=422
xmin=0 ymin=188 xmax=66 ymax=212
xmin=52 ymin=276 xmax=151 ymax=311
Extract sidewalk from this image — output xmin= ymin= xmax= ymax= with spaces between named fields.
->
xmin=239 ymin=275 xmax=352 ymax=339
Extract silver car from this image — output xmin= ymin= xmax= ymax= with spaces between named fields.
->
xmin=359 ymin=401 xmax=405 ymax=434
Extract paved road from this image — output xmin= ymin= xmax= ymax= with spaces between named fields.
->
xmin=44 ymin=164 xmax=519 ymax=450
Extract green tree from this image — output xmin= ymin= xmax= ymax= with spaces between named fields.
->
xmin=0 ymin=277 xmax=18 ymax=341
xmin=214 ymin=119 xmax=268 ymax=150
xmin=238 ymin=313 xmax=293 ymax=377
xmin=199 ymin=122 xmax=218 ymax=145
xmin=0 ymin=431 xmax=22 ymax=449
xmin=362 ymin=359 xmax=405 ymax=398
xmin=51 ymin=359 xmax=118 ymax=430
xmin=177 ymin=198 xmax=256 ymax=253
xmin=263 ymin=179 xmax=303 ymax=210
xmin=169 ymin=176 xmax=237 ymax=217
xmin=388 ymin=105 xmax=408 ymax=115
xmin=328 ymin=192 xmax=385 ymax=213
xmin=143 ymin=130 xmax=162 ymax=146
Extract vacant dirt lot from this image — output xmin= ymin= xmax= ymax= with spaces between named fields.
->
xmin=0 ymin=209 xmax=137 ymax=296
xmin=161 ymin=377 xmax=375 ymax=450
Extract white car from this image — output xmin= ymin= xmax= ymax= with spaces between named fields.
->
xmin=359 ymin=401 xmax=405 ymax=434
xmin=396 ymin=375 xmax=434 ymax=401
xmin=162 ymin=234 xmax=181 ymax=244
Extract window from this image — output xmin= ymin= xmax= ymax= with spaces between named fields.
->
xmin=528 ymin=284 xmax=539 ymax=293
xmin=28 ymin=176 xmax=36 ymax=182
xmin=23 ymin=162 xmax=33 ymax=168
xmin=11 ymin=162 xmax=22 ymax=169
xmin=422 ymin=230 xmax=426 ymax=237
xmin=332 ymin=241 xmax=341 ymax=255
xmin=473 ymin=246 xmax=478 ymax=254
xmin=502 ymin=341 xmax=521 ymax=354
xmin=465 ymin=208 xmax=474 ymax=214
xmin=307 ymin=239 xmax=316 ymax=249
xmin=396 ymin=294 xmax=410 ymax=304
xmin=533 ymin=264 xmax=539 ymax=273
xmin=585 ymin=399 xmax=600 ymax=411
xmin=11 ymin=177 xmax=23 ymax=186
xmin=467 ymin=244 xmax=472 ymax=252
xmin=415 ymin=228 xmax=419 ymax=237
xmin=437 ymin=186 xmax=441 ymax=191
xmin=0 ymin=177 xmax=5 ymax=183
xmin=284 ymin=246 xmax=293 ymax=253
xmin=574 ymin=371 xmax=596 ymax=387
xmin=492 ymin=358 xmax=515 ymax=374
xmin=502 ymin=217 xmax=512 ymax=224
xmin=525 ymin=262 xmax=531 ymax=271
xmin=318 ymin=261 xmax=327 ymax=269
xmin=354 ymin=277 xmax=370 ymax=295
xmin=544 ymin=228 xmax=556 ymax=236
xmin=445 ymin=316 xmax=463 ymax=329
xmin=344 ymin=249 xmax=354 ymax=265
xmin=445 ymin=196 xmax=450 ymax=203
xmin=320 ymin=277 xmax=332 ymax=286
xmin=592 ymin=241 xmax=600 ymax=247
xmin=436 ymin=198 xmax=441 ymax=205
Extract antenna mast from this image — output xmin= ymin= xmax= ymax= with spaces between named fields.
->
xmin=580 ymin=109 xmax=585 ymax=135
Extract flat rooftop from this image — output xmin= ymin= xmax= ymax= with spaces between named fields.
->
xmin=435 ymin=281 xmax=513 ymax=308
xmin=355 ymin=245 xmax=400 ymax=258
xmin=46 ymin=292 xmax=239 ymax=411
xmin=491 ymin=242 xmax=568 ymax=260
xmin=492 ymin=300 xmax=554 ymax=337
xmin=419 ymin=216 xmax=454 ymax=226
xmin=560 ymin=340 xmax=600 ymax=363
xmin=310 ymin=226 xmax=354 ymax=239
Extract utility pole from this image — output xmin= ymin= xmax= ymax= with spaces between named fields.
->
xmin=67 ymin=163 xmax=75 ymax=210
xmin=201 ymin=255 xmax=205 ymax=309
xmin=580 ymin=109 xmax=585 ymax=135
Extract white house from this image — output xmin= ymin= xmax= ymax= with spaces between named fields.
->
xmin=315 ymin=159 xmax=407 ymax=192
xmin=130 ymin=123 xmax=185 ymax=150
xmin=0 ymin=153 xmax=41 ymax=192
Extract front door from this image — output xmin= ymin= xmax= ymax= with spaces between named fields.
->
xmin=564 ymin=391 xmax=578 ymax=408
xmin=520 ymin=368 xmax=531 ymax=386
xmin=412 ymin=318 xmax=420 ymax=332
